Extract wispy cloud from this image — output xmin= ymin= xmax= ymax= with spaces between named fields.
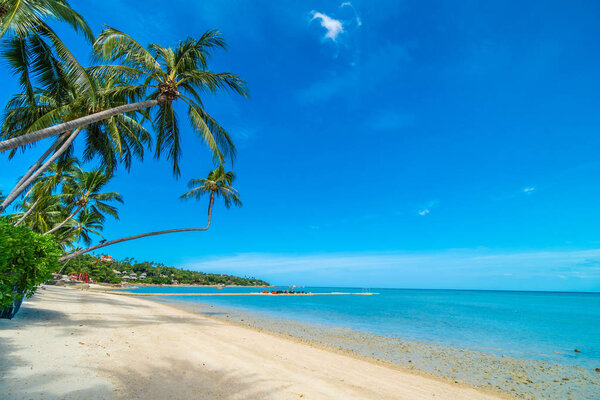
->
xmin=341 ymin=2 xmax=362 ymax=26
xmin=299 ymin=43 xmax=410 ymax=103
xmin=418 ymin=199 xmax=439 ymax=216
xmin=523 ymin=187 xmax=535 ymax=193
xmin=185 ymin=248 xmax=600 ymax=291
xmin=311 ymin=11 xmax=344 ymax=41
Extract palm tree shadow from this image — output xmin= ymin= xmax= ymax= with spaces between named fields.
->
xmin=8 ymin=290 xmax=218 ymax=339
xmin=100 ymin=357 xmax=289 ymax=400
xmin=3 ymin=288 xmax=291 ymax=399
xmin=0 ymin=337 xmax=115 ymax=400
xmin=0 ymin=338 xmax=28 ymax=380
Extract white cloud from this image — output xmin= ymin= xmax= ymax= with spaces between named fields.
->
xmin=523 ymin=187 xmax=535 ymax=193
xmin=311 ymin=11 xmax=344 ymax=41
xmin=184 ymin=249 xmax=600 ymax=290
xmin=341 ymin=2 xmax=362 ymax=26
xmin=418 ymin=199 xmax=439 ymax=216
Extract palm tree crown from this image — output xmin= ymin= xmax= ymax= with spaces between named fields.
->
xmin=44 ymin=163 xmax=122 ymax=235
xmin=181 ymin=165 xmax=242 ymax=208
xmin=0 ymin=0 xmax=91 ymax=40
xmin=64 ymin=208 xmax=105 ymax=246
xmin=0 ymin=0 xmax=96 ymax=105
xmin=61 ymin=165 xmax=122 ymax=220
xmin=93 ymin=27 xmax=248 ymax=175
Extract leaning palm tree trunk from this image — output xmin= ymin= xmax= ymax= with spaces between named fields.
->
xmin=0 ymin=128 xmax=82 ymax=213
xmin=14 ymin=198 xmax=40 ymax=226
xmin=59 ymin=193 xmax=214 ymax=263
xmin=44 ymin=204 xmax=84 ymax=235
xmin=11 ymin=133 xmax=68 ymax=192
xmin=0 ymin=99 xmax=160 ymax=152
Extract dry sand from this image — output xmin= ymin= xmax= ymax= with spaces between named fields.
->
xmin=0 ymin=286 xmax=507 ymax=400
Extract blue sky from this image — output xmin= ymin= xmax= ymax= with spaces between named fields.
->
xmin=2 ymin=0 xmax=600 ymax=291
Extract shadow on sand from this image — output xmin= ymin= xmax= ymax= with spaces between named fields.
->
xmin=7 ymin=289 xmax=218 ymax=337
xmin=0 ymin=336 xmax=115 ymax=400
xmin=100 ymin=357 xmax=289 ymax=400
xmin=1 ymin=288 xmax=288 ymax=399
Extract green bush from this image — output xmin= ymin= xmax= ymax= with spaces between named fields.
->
xmin=0 ymin=218 xmax=61 ymax=309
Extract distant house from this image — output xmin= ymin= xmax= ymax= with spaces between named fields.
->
xmin=100 ymin=255 xmax=113 ymax=262
xmin=113 ymin=270 xmax=121 ymax=275
xmin=122 ymin=275 xmax=131 ymax=280
xmin=130 ymin=272 xmax=137 ymax=277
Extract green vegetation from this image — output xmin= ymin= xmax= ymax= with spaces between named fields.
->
xmin=59 ymin=165 xmax=242 ymax=263
xmin=8 ymin=158 xmax=123 ymax=247
xmin=62 ymin=254 xmax=269 ymax=286
xmin=0 ymin=218 xmax=61 ymax=309
xmin=0 ymin=2 xmax=248 ymax=267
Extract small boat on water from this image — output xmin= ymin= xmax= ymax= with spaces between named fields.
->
xmin=266 ymin=290 xmax=307 ymax=295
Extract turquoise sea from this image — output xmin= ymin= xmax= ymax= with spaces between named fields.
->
xmin=122 ymin=286 xmax=600 ymax=369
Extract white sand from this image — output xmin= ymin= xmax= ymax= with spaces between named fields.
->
xmin=0 ymin=286 xmax=508 ymax=400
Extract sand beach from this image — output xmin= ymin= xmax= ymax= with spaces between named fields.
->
xmin=0 ymin=286 xmax=507 ymax=400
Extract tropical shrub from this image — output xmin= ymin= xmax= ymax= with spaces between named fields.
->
xmin=0 ymin=218 xmax=61 ymax=309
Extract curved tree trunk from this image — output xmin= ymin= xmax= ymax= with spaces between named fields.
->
xmin=59 ymin=192 xmax=215 ymax=263
xmin=0 ymin=99 xmax=160 ymax=152
xmin=14 ymin=198 xmax=40 ymax=226
xmin=44 ymin=203 xmax=84 ymax=235
xmin=0 ymin=128 xmax=82 ymax=213
xmin=12 ymin=133 xmax=68 ymax=193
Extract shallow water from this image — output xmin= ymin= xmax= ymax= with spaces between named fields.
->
xmin=151 ymin=298 xmax=600 ymax=400
xmin=121 ymin=286 xmax=600 ymax=369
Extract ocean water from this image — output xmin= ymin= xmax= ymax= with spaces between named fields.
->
xmin=122 ymin=286 xmax=600 ymax=369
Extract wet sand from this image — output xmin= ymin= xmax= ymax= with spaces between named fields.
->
xmin=158 ymin=299 xmax=600 ymax=400
xmin=0 ymin=286 xmax=507 ymax=400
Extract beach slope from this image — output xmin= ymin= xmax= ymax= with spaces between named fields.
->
xmin=0 ymin=286 xmax=505 ymax=400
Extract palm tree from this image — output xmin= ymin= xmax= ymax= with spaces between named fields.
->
xmin=45 ymin=164 xmax=122 ymax=235
xmin=11 ymin=156 xmax=77 ymax=226
xmin=0 ymin=27 xmax=248 ymax=177
xmin=13 ymin=186 xmax=51 ymax=226
xmin=59 ymin=208 xmax=105 ymax=246
xmin=0 ymin=0 xmax=96 ymax=104
xmin=0 ymin=71 xmax=150 ymax=212
xmin=0 ymin=28 xmax=245 ymax=214
xmin=0 ymin=0 xmax=91 ymax=40
xmin=180 ymin=165 xmax=242 ymax=208
xmin=12 ymin=192 xmax=63 ymax=233
xmin=0 ymin=4 xmax=106 ymax=220
xmin=59 ymin=165 xmax=241 ymax=263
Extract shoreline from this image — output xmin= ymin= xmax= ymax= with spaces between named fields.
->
xmin=92 ymin=290 xmax=379 ymax=296
xmin=93 ymin=283 xmax=273 ymax=289
xmin=151 ymin=297 xmax=600 ymax=400
xmin=1 ymin=286 xmax=508 ymax=400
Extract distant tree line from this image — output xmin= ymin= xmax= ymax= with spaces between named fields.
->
xmin=61 ymin=254 xmax=269 ymax=286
